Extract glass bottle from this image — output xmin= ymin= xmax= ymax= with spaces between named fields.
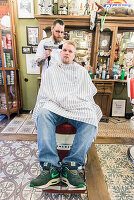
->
xmin=96 ymin=67 xmax=100 ymax=79
xmin=101 ymin=69 xmax=106 ymax=79
xmin=106 ymin=69 xmax=110 ymax=79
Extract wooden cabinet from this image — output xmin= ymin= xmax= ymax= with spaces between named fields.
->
xmin=93 ymin=80 xmax=114 ymax=122
xmin=0 ymin=0 xmax=22 ymax=119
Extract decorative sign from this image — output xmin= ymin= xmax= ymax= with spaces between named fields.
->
xmin=111 ymin=99 xmax=126 ymax=117
xmin=104 ymin=0 xmax=131 ymax=8
xmin=0 ymin=0 xmax=9 ymax=18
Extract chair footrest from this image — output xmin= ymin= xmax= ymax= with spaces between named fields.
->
xmin=42 ymin=182 xmax=86 ymax=193
xmin=42 ymin=189 xmax=86 ymax=193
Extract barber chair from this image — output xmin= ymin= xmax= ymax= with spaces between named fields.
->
xmin=127 ymin=76 xmax=134 ymax=164
xmin=43 ymin=122 xmax=87 ymax=193
xmin=56 ymin=122 xmax=76 ymax=162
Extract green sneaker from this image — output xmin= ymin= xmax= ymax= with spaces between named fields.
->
xmin=61 ymin=162 xmax=86 ymax=189
xmin=30 ymin=163 xmax=60 ymax=189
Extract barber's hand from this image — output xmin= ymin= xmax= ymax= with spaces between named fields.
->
xmin=45 ymin=49 xmax=52 ymax=58
xmin=37 ymin=50 xmax=52 ymax=66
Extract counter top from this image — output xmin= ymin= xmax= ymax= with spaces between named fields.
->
xmin=37 ymin=77 xmax=127 ymax=83
xmin=92 ymin=79 xmax=127 ymax=83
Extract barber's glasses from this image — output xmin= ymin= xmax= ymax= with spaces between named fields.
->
xmin=54 ymin=28 xmax=64 ymax=34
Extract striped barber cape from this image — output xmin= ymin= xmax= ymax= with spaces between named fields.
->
xmin=32 ymin=62 xmax=102 ymax=134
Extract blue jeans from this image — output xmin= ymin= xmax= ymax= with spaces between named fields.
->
xmin=36 ymin=108 xmax=97 ymax=168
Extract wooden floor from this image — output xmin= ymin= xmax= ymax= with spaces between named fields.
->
xmin=0 ymin=115 xmax=134 ymax=200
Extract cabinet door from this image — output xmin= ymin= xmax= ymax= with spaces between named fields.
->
xmin=94 ymin=93 xmax=110 ymax=119
xmin=0 ymin=0 xmax=21 ymax=118
xmin=0 ymin=70 xmax=18 ymax=111
xmin=1 ymin=30 xmax=14 ymax=68
xmin=98 ymin=30 xmax=112 ymax=67
xmin=94 ymin=82 xmax=114 ymax=121
xmin=0 ymin=70 xmax=5 ymax=110
xmin=95 ymin=25 xmax=118 ymax=76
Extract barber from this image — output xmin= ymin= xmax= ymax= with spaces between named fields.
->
xmin=36 ymin=19 xmax=65 ymax=75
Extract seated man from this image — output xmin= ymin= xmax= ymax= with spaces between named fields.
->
xmin=30 ymin=40 xmax=102 ymax=189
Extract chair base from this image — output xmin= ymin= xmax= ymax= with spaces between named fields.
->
xmin=42 ymin=182 xmax=86 ymax=193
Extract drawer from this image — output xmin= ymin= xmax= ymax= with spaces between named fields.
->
xmin=95 ymin=83 xmax=114 ymax=94
xmin=95 ymin=84 xmax=105 ymax=93
xmin=104 ymin=84 xmax=113 ymax=93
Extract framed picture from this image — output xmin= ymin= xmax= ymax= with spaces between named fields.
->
xmin=26 ymin=54 xmax=40 ymax=74
xmin=111 ymin=99 xmax=126 ymax=117
xmin=31 ymin=46 xmax=38 ymax=53
xmin=26 ymin=27 xmax=39 ymax=46
xmin=22 ymin=46 xmax=31 ymax=54
xmin=17 ymin=0 xmax=34 ymax=18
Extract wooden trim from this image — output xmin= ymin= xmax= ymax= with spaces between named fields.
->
xmin=92 ymin=79 xmax=127 ymax=83
xmin=96 ymin=137 xmax=134 ymax=145
xmin=0 ymin=134 xmax=133 ymax=145
xmin=37 ymin=77 xmax=127 ymax=83
xmin=0 ymin=134 xmax=37 ymax=141
xmin=34 ymin=15 xmax=134 ymax=26
xmin=85 ymin=143 xmax=111 ymax=200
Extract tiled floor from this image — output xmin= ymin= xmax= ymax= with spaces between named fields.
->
xmin=95 ymin=144 xmax=134 ymax=200
xmin=1 ymin=114 xmax=36 ymax=135
xmin=0 ymin=140 xmax=88 ymax=200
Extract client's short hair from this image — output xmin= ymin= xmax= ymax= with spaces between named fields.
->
xmin=63 ymin=40 xmax=76 ymax=49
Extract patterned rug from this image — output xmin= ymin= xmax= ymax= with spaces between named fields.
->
xmin=95 ymin=144 xmax=134 ymax=200
xmin=0 ymin=140 xmax=88 ymax=200
xmin=0 ymin=140 xmax=133 ymax=200
xmin=1 ymin=114 xmax=36 ymax=134
xmin=1 ymin=114 xmax=134 ymax=138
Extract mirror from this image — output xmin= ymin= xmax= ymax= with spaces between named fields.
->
xmin=69 ymin=30 xmax=92 ymax=69
xmin=42 ymin=28 xmax=93 ymax=72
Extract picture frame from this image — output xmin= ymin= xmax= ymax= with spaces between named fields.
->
xmin=111 ymin=99 xmax=126 ymax=117
xmin=17 ymin=0 xmax=34 ymax=19
xmin=26 ymin=27 xmax=39 ymax=46
xmin=22 ymin=46 xmax=31 ymax=54
xmin=31 ymin=46 xmax=38 ymax=53
xmin=26 ymin=54 xmax=40 ymax=74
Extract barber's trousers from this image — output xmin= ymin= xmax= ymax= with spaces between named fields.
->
xmin=36 ymin=108 xmax=97 ymax=168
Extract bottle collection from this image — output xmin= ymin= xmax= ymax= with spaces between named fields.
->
xmin=1 ymin=31 xmax=13 ymax=68
xmin=92 ymin=64 xmax=131 ymax=80
xmin=0 ymin=71 xmax=15 ymax=85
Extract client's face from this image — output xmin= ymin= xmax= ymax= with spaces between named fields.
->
xmin=61 ymin=43 xmax=75 ymax=64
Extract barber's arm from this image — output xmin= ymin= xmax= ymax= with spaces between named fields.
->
xmin=35 ymin=40 xmax=52 ymax=67
xmin=37 ymin=50 xmax=51 ymax=66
